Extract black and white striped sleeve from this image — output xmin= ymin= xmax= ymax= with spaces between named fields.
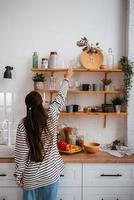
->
xmin=48 ymin=79 xmax=69 ymax=116
xmin=14 ymin=121 xmax=29 ymax=185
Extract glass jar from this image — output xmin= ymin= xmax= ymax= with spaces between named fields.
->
xmin=48 ymin=51 xmax=58 ymax=68
xmin=41 ymin=58 xmax=48 ymax=68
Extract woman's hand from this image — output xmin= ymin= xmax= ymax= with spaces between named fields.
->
xmin=17 ymin=183 xmax=24 ymax=188
xmin=64 ymin=68 xmax=73 ymax=79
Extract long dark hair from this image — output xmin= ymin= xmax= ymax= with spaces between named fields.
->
xmin=24 ymin=91 xmax=48 ymax=162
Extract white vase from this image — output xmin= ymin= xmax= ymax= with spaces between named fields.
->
xmin=34 ymin=82 xmax=44 ymax=90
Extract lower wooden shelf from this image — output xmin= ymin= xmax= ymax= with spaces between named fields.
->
xmin=60 ymin=111 xmax=127 ymax=116
xmin=37 ymin=89 xmax=124 ymax=94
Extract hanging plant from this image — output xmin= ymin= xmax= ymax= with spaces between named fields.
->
xmin=119 ymin=56 xmax=134 ymax=103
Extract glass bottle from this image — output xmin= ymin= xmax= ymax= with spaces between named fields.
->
xmin=49 ymin=75 xmax=55 ymax=89
xmin=32 ymin=52 xmax=38 ymax=68
xmin=107 ymin=48 xmax=114 ymax=69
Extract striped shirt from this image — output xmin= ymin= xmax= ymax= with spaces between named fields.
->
xmin=15 ymin=79 xmax=69 ymax=190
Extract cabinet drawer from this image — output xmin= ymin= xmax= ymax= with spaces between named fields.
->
xmin=0 ymin=187 xmax=22 ymax=200
xmin=0 ymin=163 xmax=16 ymax=186
xmin=83 ymin=164 xmax=134 ymax=187
xmin=59 ymin=164 xmax=82 ymax=187
xmin=58 ymin=187 xmax=81 ymax=200
xmin=83 ymin=188 xmax=134 ymax=200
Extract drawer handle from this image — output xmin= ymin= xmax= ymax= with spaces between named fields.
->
xmin=0 ymin=173 xmax=7 ymax=176
xmin=60 ymin=174 xmax=64 ymax=177
xmin=100 ymin=174 xmax=122 ymax=177
xmin=101 ymin=199 xmax=119 ymax=200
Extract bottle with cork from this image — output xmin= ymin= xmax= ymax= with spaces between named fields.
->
xmin=32 ymin=52 xmax=38 ymax=68
xmin=107 ymin=48 xmax=114 ymax=69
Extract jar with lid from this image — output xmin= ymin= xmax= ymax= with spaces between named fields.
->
xmin=48 ymin=51 xmax=58 ymax=68
xmin=41 ymin=58 xmax=48 ymax=68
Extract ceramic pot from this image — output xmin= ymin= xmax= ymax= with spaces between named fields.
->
xmin=115 ymin=105 xmax=122 ymax=113
xmin=104 ymin=85 xmax=110 ymax=91
xmin=34 ymin=82 xmax=44 ymax=90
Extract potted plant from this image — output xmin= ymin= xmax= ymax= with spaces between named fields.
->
xmin=32 ymin=73 xmax=45 ymax=90
xmin=111 ymin=96 xmax=123 ymax=113
xmin=101 ymin=78 xmax=112 ymax=90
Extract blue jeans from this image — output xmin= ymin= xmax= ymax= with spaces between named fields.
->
xmin=23 ymin=180 xmax=59 ymax=200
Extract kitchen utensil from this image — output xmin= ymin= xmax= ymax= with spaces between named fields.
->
xmin=83 ymin=142 xmax=100 ymax=154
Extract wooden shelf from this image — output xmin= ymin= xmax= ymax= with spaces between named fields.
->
xmin=60 ymin=111 xmax=127 ymax=116
xmin=32 ymin=67 xmax=125 ymax=128
xmin=36 ymin=89 xmax=124 ymax=94
xmin=32 ymin=67 xmax=123 ymax=73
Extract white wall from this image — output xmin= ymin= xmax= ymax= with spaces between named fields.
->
xmin=0 ymin=0 xmax=127 ymax=145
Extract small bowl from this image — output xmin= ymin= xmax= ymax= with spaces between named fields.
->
xmin=83 ymin=142 xmax=100 ymax=154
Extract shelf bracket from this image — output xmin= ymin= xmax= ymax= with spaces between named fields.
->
xmin=103 ymin=115 xmax=107 ymax=128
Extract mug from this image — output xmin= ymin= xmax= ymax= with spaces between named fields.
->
xmin=92 ymin=84 xmax=100 ymax=91
xmin=72 ymin=104 xmax=81 ymax=112
xmin=66 ymin=105 xmax=73 ymax=113
xmin=82 ymin=84 xmax=91 ymax=91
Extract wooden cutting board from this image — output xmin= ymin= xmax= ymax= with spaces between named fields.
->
xmin=80 ymin=49 xmax=103 ymax=69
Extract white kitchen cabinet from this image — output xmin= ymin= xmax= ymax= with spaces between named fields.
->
xmin=83 ymin=163 xmax=134 ymax=187
xmin=83 ymin=188 xmax=134 ymax=200
xmin=83 ymin=163 xmax=134 ymax=200
xmin=59 ymin=163 xmax=82 ymax=187
xmin=0 ymin=163 xmax=16 ymax=187
xmin=1 ymin=162 xmax=134 ymax=200
xmin=57 ymin=188 xmax=81 ymax=200
xmin=58 ymin=163 xmax=82 ymax=200
xmin=0 ymin=163 xmax=22 ymax=200
xmin=0 ymin=188 xmax=22 ymax=200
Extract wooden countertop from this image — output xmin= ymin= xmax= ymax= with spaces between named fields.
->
xmin=61 ymin=151 xmax=134 ymax=163
xmin=0 ymin=151 xmax=134 ymax=163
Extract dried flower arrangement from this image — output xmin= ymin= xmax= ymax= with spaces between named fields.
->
xmin=76 ymin=37 xmax=101 ymax=54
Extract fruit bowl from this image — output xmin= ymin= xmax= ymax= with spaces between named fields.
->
xmin=83 ymin=142 xmax=100 ymax=154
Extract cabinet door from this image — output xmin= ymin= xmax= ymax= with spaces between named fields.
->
xmin=83 ymin=188 xmax=134 ymax=200
xmin=59 ymin=164 xmax=82 ymax=187
xmin=58 ymin=187 xmax=81 ymax=200
xmin=0 ymin=188 xmax=22 ymax=200
xmin=0 ymin=163 xmax=16 ymax=186
xmin=83 ymin=163 xmax=134 ymax=187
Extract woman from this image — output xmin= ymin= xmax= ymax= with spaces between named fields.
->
xmin=14 ymin=68 xmax=73 ymax=200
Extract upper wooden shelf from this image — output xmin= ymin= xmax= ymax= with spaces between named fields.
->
xmin=37 ymin=89 xmax=124 ymax=94
xmin=31 ymin=67 xmax=123 ymax=73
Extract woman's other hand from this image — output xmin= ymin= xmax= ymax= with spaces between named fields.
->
xmin=17 ymin=183 xmax=24 ymax=188
xmin=64 ymin=68 xmax=73 ymax=79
